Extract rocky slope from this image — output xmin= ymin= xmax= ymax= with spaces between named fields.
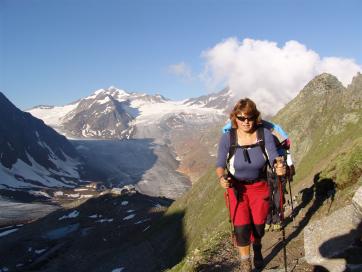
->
xmin=0 ymin=92 xmax=84 ymax=189
xmin=273 ymin=73 xmax=362 ymax=186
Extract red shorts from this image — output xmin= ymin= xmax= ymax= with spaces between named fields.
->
xmin=225 ymin=180 xmax=270 ymax=246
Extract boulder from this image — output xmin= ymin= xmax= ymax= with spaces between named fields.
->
xmin=304 ymin=186 xmax=362 ymax=272
xmin=352 ymin=186 xmax=362 ymax=228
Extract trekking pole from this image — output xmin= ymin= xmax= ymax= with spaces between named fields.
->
xmin=326 ymin=192 xmax=335 ymax=215
xmin=225 ymin=190 xmax=235 ymax=242
xmin=287 ymin=176 xmax=295 ymax=228
xmin=277 ymin=175 xmax=288 ymax=272
xmin=226 ymin=190 xmax=234 ymax=238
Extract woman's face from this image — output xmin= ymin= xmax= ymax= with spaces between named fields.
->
xmin=235 ymin=112 xmax=256 ymax=133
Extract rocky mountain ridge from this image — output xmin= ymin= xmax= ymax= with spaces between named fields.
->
xmin=28 ymin=86 xmax=231 ymax=182
xmin=273 ymin=73 xmax=362 ymax=183
xmin=0 ymin=92 xmax=84 ymax=189
xmin=28 ymin=87 xmax=229 ymax=140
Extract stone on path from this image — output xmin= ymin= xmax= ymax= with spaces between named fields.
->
xmin=304 ymin=186 xmax=362 ymax=272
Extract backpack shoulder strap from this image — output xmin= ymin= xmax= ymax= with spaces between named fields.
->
xmin=256 ymin=125 xmax=265 ymax=149
xmin=227 ymin=128 xmax=237 ymax=165
xmin=256 ymin=125 xmax=272 ymax=169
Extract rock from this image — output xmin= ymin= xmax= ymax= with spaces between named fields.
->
xmin=304 ymin=205 xmax=353 ymax=271
xmin=110 ymin=188 xmax=126 ymax=195
xmin=304 ymin=186 xmax=362 ymax=272
xmin=111 ymin=185 xmax=137 ymax=196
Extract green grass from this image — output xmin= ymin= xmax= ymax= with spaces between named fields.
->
xmin=294 ymin=123 xmax=361 ymax=182
xmin=319 ymin=138 xmax=362 ymax=189
xmin=161 ymin=168 xmax=231 ymax=271
xmin=165 ymin=168 xmax=228 ymax=251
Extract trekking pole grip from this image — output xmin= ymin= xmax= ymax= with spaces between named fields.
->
xmin=275 ymin=157 xmax=286 ymax=177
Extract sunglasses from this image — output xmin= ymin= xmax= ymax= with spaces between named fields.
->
xmin=236 ymin=115 xmax=256 ymax=122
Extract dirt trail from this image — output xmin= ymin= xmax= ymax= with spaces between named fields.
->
xmin=195 ymin=188 xmax=322 ymax=272
xmin=196 ymin=213 xmax=313 ymax=271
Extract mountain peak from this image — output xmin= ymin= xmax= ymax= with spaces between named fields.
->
xmin=300 ymin=73 xmax=345 ymax=97
xmin=348 ymin=72 xmax=362 ymax=89
xmin=0 ymin=91 xmax=22 ymax=115
xmin=313 ymin=73 xmax=342 ymax=86
xmin=93 ymin=87 xmax=129 ymax=96
xmin=107 ymin=86 xmax=128 ymax=95
xmin=84 ymin=87 xmax=130 ymax=102
xmin=346 ymin=72 xmax=362 ymax=103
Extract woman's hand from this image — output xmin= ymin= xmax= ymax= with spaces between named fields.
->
xmin=274 ymin=157 xmax=286 ymax=176
xmin=219 ymin=175 xmax=232 ymax=189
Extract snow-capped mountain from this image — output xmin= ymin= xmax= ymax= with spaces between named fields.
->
xmin=28 ymin=86 xmax=231 ymax=141
xmin=183 ymin=87 xmax=235 ymax=110
xmin=0 ymin=92 xmax=84 ymax=189
xmin=29 ymin=87 xmax=170 ymax=139
xmin=28 ymin=86 xmax=233 ymax=183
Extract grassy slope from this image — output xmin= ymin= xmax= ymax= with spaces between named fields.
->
xmin=319 ymin=137 xmax=362 ymax=189
xmin=292 ymin=120 xmax=361 ymax=185
xmin=165 ymin=135 xmax=362 ymax=271
xmin=164 ymin=168 xmax=229 ymax=271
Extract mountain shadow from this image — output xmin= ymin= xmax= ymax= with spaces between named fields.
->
xmin=72 ymin=138 xmax=190 ymax=199
xmin=0 ymin=92 xmax=84 ymax=188
xmin=0 ymin=192 xmax=186 ymax=272
xmin=72 ymin=138 xmax=158 ymax=185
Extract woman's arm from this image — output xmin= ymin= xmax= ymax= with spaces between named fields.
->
xmin=216 ymin=133 xmax=231 ymax=188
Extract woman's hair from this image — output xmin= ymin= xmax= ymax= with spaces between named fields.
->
xmin=230 ymin=98 xmax=261 ymax=128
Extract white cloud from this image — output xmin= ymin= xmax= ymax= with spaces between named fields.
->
xmin=201 ymin=38 xmax=362 ymax=115
xmin=168 ymin=62 xmax=192 ymax=80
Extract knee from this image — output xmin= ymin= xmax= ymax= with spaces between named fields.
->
xmin=253 ymin=224 xmax=265 ymax=239
xmin=234 ymin=225 xmax=251 ymax=246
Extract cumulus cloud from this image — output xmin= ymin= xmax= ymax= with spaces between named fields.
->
xmin=168 ymin=62 xmax=193 ymax=80
xmin=201 ymin=38 xmax=362 ymax=115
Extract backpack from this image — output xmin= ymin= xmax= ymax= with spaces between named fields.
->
xmin=226 ymin=125 xmax=272 ymax=179
xmin=224 ymin=120 xmax=293 ymax=180
xmin=261 ymin=120 xmax=291 ymax=154
xmin=223 ymin=118 xmax=291 ymax=156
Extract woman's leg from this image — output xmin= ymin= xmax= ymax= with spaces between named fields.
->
xmin=247 ymin=182 xmax=270 ymax=269
xmin=226 ymin=186 xmax=253 ymax=271
xmin=237 ymin=244 xmax=250 ymax=256
xmin=237 ymin=245 xmax=252 ymax=272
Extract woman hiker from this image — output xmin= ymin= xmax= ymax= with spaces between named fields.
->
xmin=216 ymin=98 xmax=286 ymax=271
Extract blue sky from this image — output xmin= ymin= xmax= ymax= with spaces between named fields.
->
xmin=1 ymin=0 xmax=361 ymax=110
